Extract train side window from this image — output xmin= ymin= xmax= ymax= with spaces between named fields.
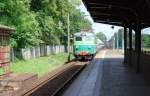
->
xmin=76 ymin=37 xmax=82 ymax=41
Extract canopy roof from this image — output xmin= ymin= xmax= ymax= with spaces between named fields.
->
xmin=83 ymin=0 xmax=150 ymax=28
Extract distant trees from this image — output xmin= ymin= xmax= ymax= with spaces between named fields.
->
xmin=142 ymin=34 xmax=150 ymax=49
xmin=0 ymin=0 xmax=41 ymax=49
xmin=96 ymin=32 xmax=107 ymax=44
xmin=114 ymin=29 xmax=124 ymax=48
xmin=114 ymin=28 xmax=150 ymax=49
xmin=0 ymin=0 xmax=91 ymax=49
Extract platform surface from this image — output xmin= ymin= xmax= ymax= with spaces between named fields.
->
xmin=62 ymin=50 xmax=150 ymax=96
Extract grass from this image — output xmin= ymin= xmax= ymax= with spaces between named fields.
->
xmin=0 ymin=53 xmax=73 ymax=77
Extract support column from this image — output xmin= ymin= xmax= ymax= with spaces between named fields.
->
xmin=117 ymin=32 xmax=119 ymax=49
xmin=135 ymin=25 xmax=141 ymax=72
xmin=129 ymin=28 xmax=132 ymax=66
xmin=122 ymin=30 xmax=124 ymax=50
xmin=124 ymin=27 xmax=127 ymax=64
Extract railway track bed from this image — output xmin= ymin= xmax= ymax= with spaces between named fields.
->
xmin=21 ymin=61 xmax=87 ymax=96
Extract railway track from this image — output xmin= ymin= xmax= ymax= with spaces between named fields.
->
xmin=22 ymin=61 xmax=87 ymax=96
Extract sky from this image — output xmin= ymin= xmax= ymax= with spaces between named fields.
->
xmin=78 ymin=2 xmax=122 ymax=40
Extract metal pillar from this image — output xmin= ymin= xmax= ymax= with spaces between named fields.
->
xmin=122 ymin=30 xmax=124 ymax=50
xmin=129 ymin=28 xmax=132 ymax=66
xmin=117 ymin=32 xmax=119 ymax=49
xmin=124 ymin=27 xmax=127 ymax=63
xmin=135 ymin=24 xmax=141 ymax=72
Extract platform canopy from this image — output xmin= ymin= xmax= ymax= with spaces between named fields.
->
xmin=83 ymin=0 xmax=150 ymax=28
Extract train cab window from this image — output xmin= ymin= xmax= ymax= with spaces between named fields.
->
xmin=84 ymin=36 xmax=90 ymax=41
xmin=84 ymin=36 xmax=94 ymax=41
xmin=76 ymin=37 xmax=82 ymax=41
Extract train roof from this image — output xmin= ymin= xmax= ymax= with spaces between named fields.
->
xmin=74 ymin=32 xmax=95 ymax=37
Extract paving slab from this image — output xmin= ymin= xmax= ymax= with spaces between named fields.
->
xmin=100 ymin=50 xmax=150 ymax=96
xmin=62 ymin=50 xmax=150 ymax=96
xmin=62 ymin=50 xmax=106 ymax=96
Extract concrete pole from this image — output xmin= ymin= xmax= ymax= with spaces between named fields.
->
xmin=67 ymin=13 xmax=70 ymax=62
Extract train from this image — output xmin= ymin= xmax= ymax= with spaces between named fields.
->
xmin=73 ymin=32 xmax=97 ymax=60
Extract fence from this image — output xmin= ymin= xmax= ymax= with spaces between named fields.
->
xmin=10 ymin=45 xmax=66 ymax=60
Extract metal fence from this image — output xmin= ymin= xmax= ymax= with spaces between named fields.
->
xmin=10 ymin=45 xmax=66 ymax=60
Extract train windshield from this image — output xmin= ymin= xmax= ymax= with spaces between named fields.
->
xmin=75 ymin=32 xmax=95 ymax=41
xmin=83 ymin=36 xmax=94 ymax=41
xmin=75 ymin=36 xmax=94 ymax=41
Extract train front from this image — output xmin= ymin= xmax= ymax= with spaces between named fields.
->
xmin=73 ymin=32 xmax=96 ymax=60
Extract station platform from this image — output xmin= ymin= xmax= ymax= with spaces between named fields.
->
xmin=62 ymin=50 xmax=150 ymax=96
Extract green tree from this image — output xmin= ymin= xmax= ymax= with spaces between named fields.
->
xmin=142 ymin=34 xmax=150 ymax=48
xmin=0 ymin=0 xmax=41 ymax=49
xmin=96 ymin=32 xmax=107 ymax=43
xmin=70 ymin=9 xmax=92 ymax=34
xmin=0 ymin=0 xmax=92 ymax=48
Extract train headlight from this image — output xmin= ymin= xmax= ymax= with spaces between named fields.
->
xmin=75 ymin=46 xmax=79 ymax=50
xmin=75 ymin=45 xmax=79 ymax=48
xmin=88 ymin=46 xmax=91 ymax=49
